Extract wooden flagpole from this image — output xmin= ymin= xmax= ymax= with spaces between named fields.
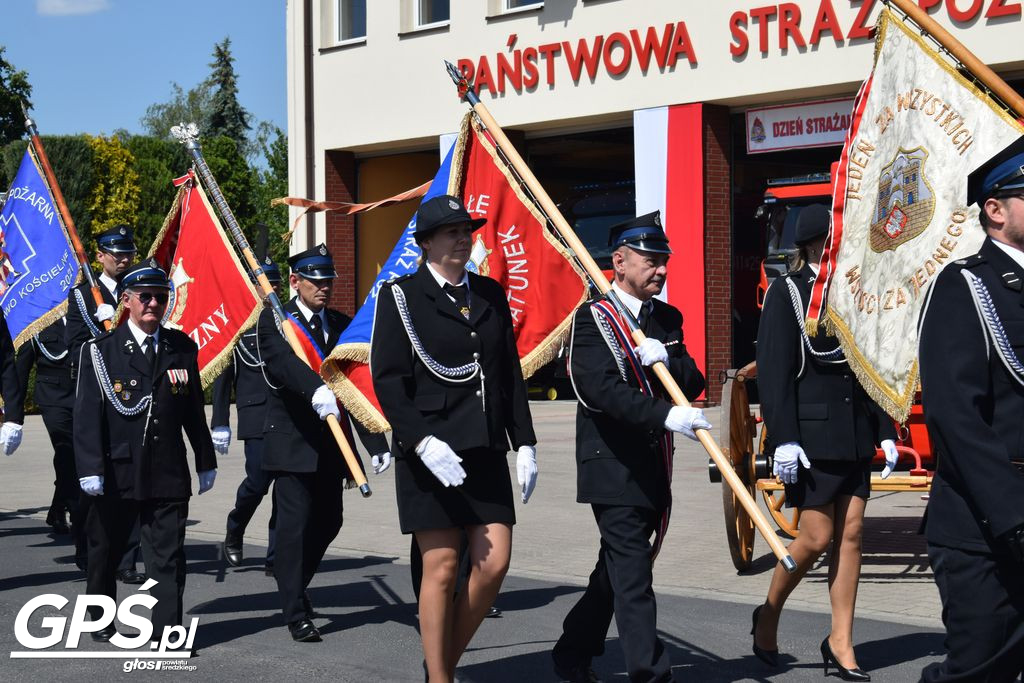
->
xmin=444 ymin=63 xmax=797 ymax=572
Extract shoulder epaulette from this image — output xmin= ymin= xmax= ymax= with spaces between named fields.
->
xmin=385 ymin=273 xmax=413 ymax=286
xmin=954 ymin=252 xmax=986 ymax=268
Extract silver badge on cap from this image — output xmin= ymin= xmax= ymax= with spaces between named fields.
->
xmin=448 ymin=199 xmax=460 ymax=211
xmin=149 ymin=258 xmax=158 ymax=268
xmin=319 ymin=245 xmax=327 ymax=256
xmin=654 ymin=215 xmax=661 ymax=227
xmin=119 ymin=227 xmax=127 ymax=235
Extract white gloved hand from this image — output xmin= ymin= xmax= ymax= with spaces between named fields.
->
xmin=80 ymin=475 xmax=104 ymax=496
xmin=0 ymin=422 xmax=23 ymax=456
xmin=94 ymin=303 xmax=115 ymax=323
xmin=415 ymin=436 xmax=466 ymax=487
xmin=311 ymin=385 xmax=341 ymax=421
xmin=371 ymin=452 xmax=392 ymax=475
xmin=516 ymin=445 xmax=538 ymax=503
xmin=211 ymin=427 xmax=231 ymax=456
xmin=880 ymin=439 xmax=900 ymax=479
xmin=634 ymin=338 xmax=669 ymax=367
xmin=197 ymin=469 xmax=217 ymax=494
xmin=773 ymin=442 xmax=811 ymax=485
xmin=663 ymin=406 xmax=712 ymax=441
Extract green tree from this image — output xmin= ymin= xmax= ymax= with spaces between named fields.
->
xmin=120 ymin=134 xmax=189 ymax=252
xmin=3 ymin=135 xmax=95 ymax=238
xmin=205 ymin=38 xmax=252 ymax=156
xmin=86 ymin=134 xmax=140 ymax=235
xmin=250 ymin=123 xmax=290 ymax=266
xmin=0 ymin=46 xmax=33 ymax=186
xmin=140 ymin=82 xmax=212 ymax=141
xmin=202 ymin=134 xmax=256 ymax=230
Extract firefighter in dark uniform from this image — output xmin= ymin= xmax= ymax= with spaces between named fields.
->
xmin=257 ymin=243 xmax=390 ymax=643
xmin=551 ymin=212 xmax=707 ymax=683
xmin=215 ymin=255 xmax=283 ymax=575
xmin=66 ymin=225 xmax=145 ymax=582
xmin=15 ymin=318 xmax=75 ymax=534
xmin=752 ymin=204 xmax=898 ymax=681
xmin=371 ymin=195 xmax=538 ymax=681
xmin=918 ymin=137 xmax=1024 ymax=682
xmin=74 ymin=260 xmax=216 ymax=643
xmin=0 ymin=311 xmax=26 ymax=457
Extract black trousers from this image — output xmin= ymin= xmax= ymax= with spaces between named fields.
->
xmin=85 ymin=497 xmax=188 ymax=637
xmin=921 ymin=543 xmax=1024 ymax=682
xmin=553 ymin=504 xmax=672 ymax=683
xmin=226 ymin=438 xmax=277 ymax=563
xmin=74 ymin=493 xmax=141 ymax=571
xmin=270 ymin=469 xmax=343 ymax=624
xmin=38 ymin=404 xmax=78 ymax=517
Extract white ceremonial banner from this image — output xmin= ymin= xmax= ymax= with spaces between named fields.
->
xmin=806 ymin=9 xmax=1024 ymax=422
xmin=745 ymin=98 xmax=853 ymax=154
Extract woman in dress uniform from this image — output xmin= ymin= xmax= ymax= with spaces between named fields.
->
xmin=751 ymin=204 xmax=899 ymax=681
xmin=371 ymin=194 xmax=538 ymax=682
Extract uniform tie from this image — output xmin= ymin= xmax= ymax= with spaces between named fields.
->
xmin=308 ymin=312 xmax=324 ymax=341
xmin=637 ymin=300 xmax=654 ymax=332
xmin=443 ymin=283 xmax=471 ymax=319
xmin=143 ymin=335 xmax=156 ymax=371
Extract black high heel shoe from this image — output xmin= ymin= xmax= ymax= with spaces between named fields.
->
xmin=750 ymin=605 xmax=779 ymax=667
xmin=820 ymin=636 xmax=870 ymax=681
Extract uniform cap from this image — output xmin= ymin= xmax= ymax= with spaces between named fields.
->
xmin=967 ymin=136 xmax=1024 ymax=207
xmin=287 ymin=243 xmax=337 ymax=280
xmin=413 ymin=194 xmax=486 ymax=236
xmin=608 ymin=211 xmax=672 ymax=254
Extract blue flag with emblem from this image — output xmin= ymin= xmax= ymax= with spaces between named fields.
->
xmin=0 ymin=149 xmax=80 ymax=348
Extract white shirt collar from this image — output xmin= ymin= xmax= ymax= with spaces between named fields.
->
xmin=99 ymin=273 xmax=118 ymax=297
xmin=426 ymin=262 xmax=469 ymax=289
xmin=990 ymin=237 xmax=1024 ymax=272
xmin=293 ymin=296 xmax=326 ymax=328
xmin=126 ymin=318 xmax=159 ymax=348
xmin=610 ymin=282 xmax=650 ymax=319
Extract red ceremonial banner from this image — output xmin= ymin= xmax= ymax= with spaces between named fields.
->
xmin=143 ymin=172 xmax=262 ymax=386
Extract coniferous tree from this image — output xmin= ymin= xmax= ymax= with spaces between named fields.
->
xmin=205 ymin=38 xmax=252 ymax=156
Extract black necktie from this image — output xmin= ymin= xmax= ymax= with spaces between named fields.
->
xmin=637 ymin=300 xmax=653 ymax=332
xmin=443 ymin=283 xmax=470 ymax=319
xmin=308 ymin=313 xmax=322 ymax=338
xmin=143 ymin=336 xmax=156 ymax=371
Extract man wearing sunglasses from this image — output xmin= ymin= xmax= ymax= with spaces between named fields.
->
xmin=919 ymin=136 xmax=1024 ymax=681
xmin=64 ymin=225 xmax=146 ymax=584
xmin=73 ymin=260 xmax=217 ymax=646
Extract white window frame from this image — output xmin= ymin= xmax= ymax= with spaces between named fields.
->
xmin=335 ymin=0 xmax=367 ymax=46
xmin=416 ymin=0 xmax=450 ymax=30
xmin=505 ymin=0 xmax=543 ymax=10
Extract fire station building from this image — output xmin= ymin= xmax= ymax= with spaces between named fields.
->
xmin=284 ymin=0 xmax=1024 ymax=402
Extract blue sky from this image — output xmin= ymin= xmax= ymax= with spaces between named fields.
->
xmin=2 ymin=0 xmax=287 ymax=136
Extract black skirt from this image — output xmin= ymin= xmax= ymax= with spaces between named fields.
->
xmin=395 ymin=447 xmax=515 ymax=534
xmin=784 ymin=458 xmax=871 ymax=509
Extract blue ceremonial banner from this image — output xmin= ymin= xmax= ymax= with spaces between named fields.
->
xmin=319 ymin=143 xmax=455 ymax=431
xmin=0 ymin=149 xmax=80 ymax=348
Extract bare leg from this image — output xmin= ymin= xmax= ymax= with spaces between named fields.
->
xmin=446 ymin=523 xmax=512 ymax=677
xmin=415 ymin=528 xmax=462 ymax=683
xmin=755 ymin=505 xmax=835 ymax=651
xmin=826 ymin=495 xmax=866 ymax=669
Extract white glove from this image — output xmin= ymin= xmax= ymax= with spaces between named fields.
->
xmin=371 ymin=452 xmax=392 ymax=475
xmin=415 ymin=436 xmax=466 ymax=487
xmin=880 ymin=439 xmax=900 ymax=479
xmin=634 ymin=338 xmax=669 ymax=367
xmin=80 ymin=475 xmax=104 ymax=496
xmin=516 ymin=445 xmax=538 ymax=504
xmin=0 ymin=422 xmax=23 ymax=456
xmin=211 ymin=427 xmax=231 ymax=455
xmin=663 ymin=406 xmax=712 ymax=440
xmin=311 ymin=385 xmax=340 ymax=421
xmin=198 ymin=469 xmax=217 ymax=494
xmin=773 ymin=442 xmax=811 ymax=485
xmin=94 ymin=303 xmax=115 ymax=323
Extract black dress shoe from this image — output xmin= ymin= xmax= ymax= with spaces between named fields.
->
xmin=223 ymin=533 xmax=243 ymax=567
xmin=116 ymin=569 xmax=147 ymax=584
xmin=46 ymin=509 xmax=71 ymax=535
xmin=751 ymin=604 xmax=779 ymax=666
xmin=288 ymin=618 xmax=321 ymax=642
xmin=821 ymin=636 xmax=870 ymax=681
xmin=485 ymin=606 xmax=502 ymax=618
xmin=553 ymin=657 xmax=601 ymax=683
xmin=91 ymin=624 xmax=117 ymax=642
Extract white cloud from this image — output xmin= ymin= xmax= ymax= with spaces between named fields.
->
xmin=37 ymin=0 xmax=112 ymax=16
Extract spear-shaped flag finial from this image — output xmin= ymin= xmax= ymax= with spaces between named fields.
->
xmin=444 ymin=60 xmax=476 ymax=105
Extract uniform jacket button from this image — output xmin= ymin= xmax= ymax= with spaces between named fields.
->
xmin=844 ymin=397 xmax=851 ymax=404
xmin=473 ymin=352 xmax=480 ymax=360
xmin=470 ymin=331 xmax=478 ymax=338
xmin=475 ymin=390 xmax=482 ymax=397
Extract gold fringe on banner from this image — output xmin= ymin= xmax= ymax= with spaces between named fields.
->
xmin=322 ymin=342 xmax=392 ymax=433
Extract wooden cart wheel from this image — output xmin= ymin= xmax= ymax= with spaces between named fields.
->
xmin=719 ymin=362 xmax=759 ymax=571
xmin=756 ymin=425 xmax=801 ymax=538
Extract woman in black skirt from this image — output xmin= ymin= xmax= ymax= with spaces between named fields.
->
xmin=371 ymin=194 xmax=538 ymax=682
xmin=752 ymin=204 xmax=899 ymax=681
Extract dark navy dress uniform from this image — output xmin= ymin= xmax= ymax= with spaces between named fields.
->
xmin=0 ymin=309 xmax=26 ymax=430
xmin=256 ymin=245 xmax=389 ymax=631
xmin=553 ymin=213 xmax=705 ymax=683
xmin=74 ymin=262 xmax=216 ymax=638
xmin=15 ymin=319 xmax=76 ymax=529
xmin=757 ymin=263 xmax=896 ymax=508
xmin=918 ymin=138 xmax=1024 ymax=682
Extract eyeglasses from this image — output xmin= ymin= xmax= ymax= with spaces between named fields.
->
xmin=131 ymin=291 xmax=169 ymax=306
